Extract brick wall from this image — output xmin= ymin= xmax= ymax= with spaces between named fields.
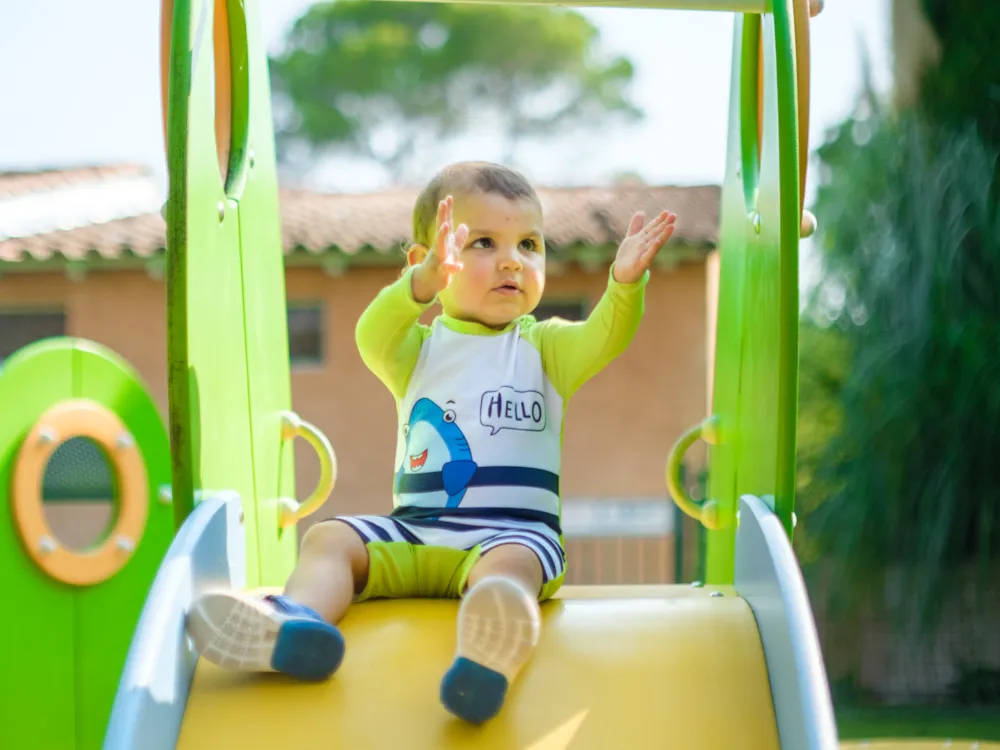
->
xmin=1 ymin=260 xmax=709 ymax=584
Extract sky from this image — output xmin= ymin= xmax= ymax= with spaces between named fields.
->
xmin=0 ymin=0 xmax=892 ymax=203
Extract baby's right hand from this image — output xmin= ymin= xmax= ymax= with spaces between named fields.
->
xmin=411 ymin=196 xmax=467 ymax=304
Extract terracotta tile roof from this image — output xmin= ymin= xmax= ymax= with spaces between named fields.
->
xmin=0 ymin=165 xmax=720 ymax=265
xmin=0 ymin=163 xmax=148 ymax=199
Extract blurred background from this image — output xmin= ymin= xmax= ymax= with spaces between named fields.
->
xmin=1 ymin=0 xmax=998 ymax=742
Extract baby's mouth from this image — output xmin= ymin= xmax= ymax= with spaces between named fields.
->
xmin=494 ymin=281 xmax=521 ymax=295
xmin=409 ymin=449 xmax=428 ymax=471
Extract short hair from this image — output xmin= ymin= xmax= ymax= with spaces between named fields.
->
xmin=412 ymin=161 xmax=541 ymax=247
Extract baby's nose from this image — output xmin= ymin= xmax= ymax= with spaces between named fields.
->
xmin=498 ymin=251 xmax=522 ymax=269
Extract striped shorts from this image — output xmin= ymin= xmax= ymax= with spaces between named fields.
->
xmin=331 ymin=512 xmax=566 ymax=602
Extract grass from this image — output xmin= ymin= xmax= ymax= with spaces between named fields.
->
xmin=838 ymin=706 xmax=1000 ymax=742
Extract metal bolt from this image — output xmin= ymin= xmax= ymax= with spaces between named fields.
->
xmin=39 ymin=536 xmax=58 ymax=554
xmin=116 ymin=432 xmax=134 ymax=449
xmin=38 ymin=427 xmax=57 ymax=445
xmin=710 ymin=591 xmax=723 ymax=598
xmin=218 ymin=201 xmax=225 ymax=222
xmin=115 ymin=535 xmax=135 ymax=552
xmin=690 ymin=581 xmax=703 ymax=588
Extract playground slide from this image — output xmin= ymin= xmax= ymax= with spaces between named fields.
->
xmin=103 ymin=495 xmax=838 ymax=750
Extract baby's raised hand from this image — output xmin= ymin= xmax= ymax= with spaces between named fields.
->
xmin=612 ymin=209 xmax=677 ymax=285
xmin=411 ymin=195 xmax=469 ymax=303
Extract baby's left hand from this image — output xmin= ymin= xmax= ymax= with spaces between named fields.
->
xmin=612 ymin=209 xmax=677 ymax=284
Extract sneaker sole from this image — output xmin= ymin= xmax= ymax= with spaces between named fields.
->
xmin=441 ymin=577 xmax=541 ymax=723
xmin=186 ymin=591 xmax=344 ymax=682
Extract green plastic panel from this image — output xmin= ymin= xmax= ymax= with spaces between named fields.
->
xmin=704 ymin=14 xmax=756 ymax=585
xmin=704 ymin=3 xmax=802 ymax=584
xmin=0 ymin=338 xmax=173 ymax=750
xmin=234 ymin=0 xmax=299 ymax=585
xmin=0 ymin=340 xmax=77 ymax=750
xmin=72 ymin=340 xmax=175 ymax=750
xmin=164 ymin=0 xmax=259 ymax=581
xmin=163 ymin=0 xmax=299 ymax=587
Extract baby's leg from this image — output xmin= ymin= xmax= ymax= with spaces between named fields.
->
xmin=283 ymin=520 xmax=370 ymax=622
xmin=441 ymin=541 xmax=551 ymax=724
xmin=186 ymin=520 xmax=368 ymax=681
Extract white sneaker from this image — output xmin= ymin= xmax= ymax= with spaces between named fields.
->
xmin=185 ymin=590 xmax=344 ymax=681
xmin=440 ymin=577 xmax=541 ymax=723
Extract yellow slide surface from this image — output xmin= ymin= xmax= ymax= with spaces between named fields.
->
xmin=176 ymin=585 xmax=781 ymax=749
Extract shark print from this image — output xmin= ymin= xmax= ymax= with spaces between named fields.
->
xmin=394 ymin=397 xmax=478 ymax=508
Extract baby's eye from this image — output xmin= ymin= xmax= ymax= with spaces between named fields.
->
xmin=442 ymin=409 xmax=457 ymax=423
xmin=470 ymin=237 xmax=494 ymax=249
xmin=519 ymin=239 xmax=538 ymax=252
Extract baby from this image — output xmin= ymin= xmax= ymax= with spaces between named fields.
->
xmin=186 ymin=161 xmax=676 ymax=724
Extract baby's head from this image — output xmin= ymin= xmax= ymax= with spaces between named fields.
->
xmin=407 ymin=161 xmax=546 ymax=329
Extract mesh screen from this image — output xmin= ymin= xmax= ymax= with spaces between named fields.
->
xmin=42 ymin=436 xmax=116 ymax=502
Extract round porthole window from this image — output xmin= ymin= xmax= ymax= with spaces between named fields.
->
xmin=41 ymin=436 xmax=118 ymax=553
xmin=12 ymin=399 xmax=149 ymax=587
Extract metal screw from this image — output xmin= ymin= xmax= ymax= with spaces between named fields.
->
xmin=116 ymin=432 xmax=134 ymax=449
xmin=158 ymin=485 xmax=172 ymax=504
xmin=38 ymin=427 xmax=57 ymax=445
xmin=239 ymin=510 xmax=245 ymax=524
xmin=752 ymin=212 xmax=761 ymax=235
xmin=115 ymin=535 xmax=135 ymax=552
xmin=248 ymin=149 xmax=255 ymax=169
xmin=690 ymin=581 xmax=703 ymax=588
xmin=39 ymin=536 xmax=58 ymax=554
xmin=218 ymin=201 xmax=225 ymax=222
xmin=710 ymin=591 xmax=724 ymax=598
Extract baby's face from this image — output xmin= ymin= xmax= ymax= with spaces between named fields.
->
xmin=439 ymin=190 xmax=546 ymax=328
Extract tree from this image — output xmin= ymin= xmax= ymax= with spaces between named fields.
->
xmin=917 ymin=0 xmax=1000 ymax=154
xmin=802 ymin=105 xmax=1000 ymax=624
xmin=794 ymin=3 xmax=1000 ymax=708
xmin=268 ymin=1 xmax=642 ymax=182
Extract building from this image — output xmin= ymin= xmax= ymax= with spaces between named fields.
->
xmin=0 ymin=164 xmax=720 ymax=585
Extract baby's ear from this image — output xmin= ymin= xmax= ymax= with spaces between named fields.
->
xmin=406 ymin=244 xmax=429 ymax=267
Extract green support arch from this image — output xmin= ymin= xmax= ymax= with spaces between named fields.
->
xmin=159 ymin=0 xmax=815 ymax=593
xmin=666 ymin=0 xmax=813 ymax=585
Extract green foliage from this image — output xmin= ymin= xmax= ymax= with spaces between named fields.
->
xmin=798 ymin=97 xmax=1000 ymax=630
xmin=793 ymin=320 xmax=849 ymax=564
xmin=269 ymin=1 xmax=641 ymax=180
xmin=918 ymin=0 xmax=1000 ymax=154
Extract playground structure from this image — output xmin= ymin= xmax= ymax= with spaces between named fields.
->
xmin=2 ymin=0 xmax=993 ymax=747
xmin=0 ymin=339 xmax=175 ymax=749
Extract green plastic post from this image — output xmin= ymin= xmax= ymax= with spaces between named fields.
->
xmin=700 ymin=2 xmax=802 ymax=584
xmin=163 ymin=0 xmax=299 ymax=588
xmin=0 ymin=338 xmax=174 ymax=750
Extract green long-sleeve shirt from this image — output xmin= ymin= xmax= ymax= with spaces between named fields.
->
xmin=355 ymin=264 xmax=648 ymax=523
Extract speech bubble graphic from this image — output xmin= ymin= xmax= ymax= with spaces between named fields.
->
xmin=480 ymin=387 xmax=546 ymax=436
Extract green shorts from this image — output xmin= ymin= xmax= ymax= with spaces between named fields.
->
xmin=331 ymin=514 xmax=566 ymax=603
